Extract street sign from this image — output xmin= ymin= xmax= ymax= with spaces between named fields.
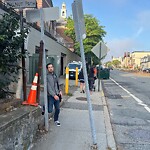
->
xmin=91 ymin=41 xmax=110 ymax=60
xmin=6 ymin=0 xmax=36 ymax=8
xmin=26 ymin=7 xmax=59 ymax=23
xmin=72 ymin=0 xmax=86 ymax=41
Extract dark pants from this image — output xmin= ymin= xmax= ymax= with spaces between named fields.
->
xmin=48 ymin=95 xmax=60 ymax=122
xmin=88 ymin=78 xmax=94 ymax=91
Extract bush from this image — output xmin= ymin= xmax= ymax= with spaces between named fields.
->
xmin=0 ymin=9 xmax=29 ymax=98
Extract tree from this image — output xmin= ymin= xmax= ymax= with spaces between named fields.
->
xmin=105 ymin=61 xmax=112 ymax=67
xmin=65 ymin=14 xmax=106 ymax=65
xmin=111 ymin=60 xmax=121 ymax=68
xmin=0 ymin=10 xmax=28 ymax=98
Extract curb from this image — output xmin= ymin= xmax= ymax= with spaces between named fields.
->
xmin=100 ymin=82 xmax=117 ymax=150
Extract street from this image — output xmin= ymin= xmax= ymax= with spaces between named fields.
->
xmin=102 ymin=69 xmax=150 ymax=150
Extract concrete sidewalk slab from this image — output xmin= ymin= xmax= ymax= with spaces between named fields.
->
xmin=31 ymin=80 xmax=116 ymax=150
xmin=33 ymin=108 xmax=107 ymax=150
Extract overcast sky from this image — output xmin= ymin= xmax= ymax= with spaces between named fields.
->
xmin=53 ymin=0 xmax=150 ymax=61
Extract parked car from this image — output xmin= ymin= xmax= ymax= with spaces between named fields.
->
xmin=67 ymin=61 xmax=82 ymax=79
xmin=108 ymin=66 xmax=113 ymax=70
xmin=142 ymin=68 xmax=150 ymax=73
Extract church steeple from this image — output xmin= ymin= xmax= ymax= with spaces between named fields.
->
xmin=61 ymin=2 xmax=67 ymax=19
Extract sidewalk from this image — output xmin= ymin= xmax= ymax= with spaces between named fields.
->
xmin=32 ymin=80 xmax=116 ymax=150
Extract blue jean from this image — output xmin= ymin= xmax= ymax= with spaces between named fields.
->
xmin=48 ymin=95 xmax=60 ymax=122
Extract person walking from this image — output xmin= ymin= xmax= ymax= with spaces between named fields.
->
xmin=78 ymin=68 xmax=85 ymax=93
xmin=88 ymin=66 xmax=95 ymax=94
xmin=93 ymin=66 xmax=97 ymax=91
xmin=46 ymin=63 xmax=62 ymax=127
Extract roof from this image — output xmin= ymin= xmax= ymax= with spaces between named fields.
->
xmin=132 ymin=51 xmax=150 ymax=53
xmin=56 ymin=27 xmax=74 ymax=43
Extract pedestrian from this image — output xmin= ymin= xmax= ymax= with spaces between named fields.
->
xmin=93 ymin=66 xmax=97 ymax=91
xmin=46 ymin=63 xmax=62 ymax=127
xmin=88 ymin=66 xmax=95 ymax=93
xmin=78 ymin=68 xmax=85 ymax=93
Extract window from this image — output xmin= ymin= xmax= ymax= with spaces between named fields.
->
xmin=68 ymin=64 xmax=81 ymax=69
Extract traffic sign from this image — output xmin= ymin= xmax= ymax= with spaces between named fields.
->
xmin=91 ymin=41 xmax=109 ymax=60
xmin=6 ymin=0 xmax=36 ymax=8
xmin=72 ymin=0 xmax=86 ymax=41
xmin=26 ymin=7 xmax=59 ymax=23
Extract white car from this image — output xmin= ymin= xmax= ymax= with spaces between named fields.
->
xmin=67 ymin=61 xmax=82 ymax=79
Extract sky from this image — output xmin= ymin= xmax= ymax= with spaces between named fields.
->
xmin=53 ymin=0 xmax=150 ymax=61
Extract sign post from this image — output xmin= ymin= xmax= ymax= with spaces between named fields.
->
xmin=72 ymin=0 xmax=97 ymax=148
xmin=91 ymin=41 xmax=109 ymax=91
xmin=26 ymin=7 xmax=59 ymax=131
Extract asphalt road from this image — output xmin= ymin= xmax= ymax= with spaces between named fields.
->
xmin=102 ymin=69 xmax=150 ymax=150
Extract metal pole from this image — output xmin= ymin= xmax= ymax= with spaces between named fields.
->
xmin=40 ymin=8 xmax=49 ymax=131
xmin=37 ymin=40 xmax=44 ymax=103
xmin=65 ymin=67 xmax=69 ymax=94
xmin=20 ymin=9 xmax=27 ymax=101
xmin=78 ymin=24 xmax=97 ymax=147
xmin=75 ymin=67 xmax=78 ymax=86
xmin=78 ymin=36 xmax=97 ymax=146
xmin=98 ymin=42 xmax=101 ymax=92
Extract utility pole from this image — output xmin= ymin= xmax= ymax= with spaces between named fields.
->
xmin=20 ymin=9 xmax=27 ymax=101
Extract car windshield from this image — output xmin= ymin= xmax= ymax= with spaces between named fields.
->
xmin=68 ymin=64 xmax=81 ymax=69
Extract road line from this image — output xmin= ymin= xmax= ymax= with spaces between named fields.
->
xmin=144 ymin=106 xmax=150 ymax=113
xmin=110 ymin=78 xmax=150 ymax=113
xmin=131 ymin=77 xmax=137 ymax=79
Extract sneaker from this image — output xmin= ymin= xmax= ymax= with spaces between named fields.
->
xmin=42 ymin=111 xmax=45 ymax=115
xmin=49 ymin=117 xmax=52 ymax=121
xmin=82 ymin=90 xmax=85 ymax=93
xmin=54 ymin=120 xmax=61 ymax=127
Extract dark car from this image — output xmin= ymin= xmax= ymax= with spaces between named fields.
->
xmin=142 ymin=68 xmax=150 ymax=73
xmin=108 ymin=66 xmax=113 ymax=70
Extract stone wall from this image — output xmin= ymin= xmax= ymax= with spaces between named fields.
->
xmin=0 ymin=106 xmax=43 ymax=150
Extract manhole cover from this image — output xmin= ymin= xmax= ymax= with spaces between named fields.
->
xmin=117 ymin=104 xmax=122 ymax=107
xmin=76 ymin=97 xmax=87 ymax=101
xmin=128 ymin=129 xmax=150 ymax=141
xmin=107 ymin=94 xmax=122 ymax=99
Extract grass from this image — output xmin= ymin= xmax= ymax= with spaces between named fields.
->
xmin=107 ymin=147 xmax=112 ymax=150
xmin=66 ymin=93 xmax=73 ymax=96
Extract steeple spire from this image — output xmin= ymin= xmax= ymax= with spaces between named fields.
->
xmin=61 ymin=2 xmax=67 ymax=19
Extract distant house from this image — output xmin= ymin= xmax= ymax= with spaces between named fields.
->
xmin=122 ymin=52 xmax=132 ymax=68
xmin=141 ymin=55 xmax=150 ymax=70
xmin=131 ymin=51 xmax=150 ymax=69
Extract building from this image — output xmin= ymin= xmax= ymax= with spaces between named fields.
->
xmin=121 ymin=52 xmax=132 ymax=68
xmin=60 ymin=2 xmax=67 ymax=19
xmin=141 ymin=55 xmax=150 ymax=70
xmin=131 ymin=51 xmax=150 ymax=69
xmin=0 ymin=1 xmax=80 ymax=99
xmin=55 ymin=2 xmax=74 ymax=51
xmin=36 ymin=0 xmax=56 ymax=36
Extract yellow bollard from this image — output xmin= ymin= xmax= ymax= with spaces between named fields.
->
xmin=75 ymin=67 xmax=78 ymax=86
xmin=65 ymin=67 xmax=69 ymax=94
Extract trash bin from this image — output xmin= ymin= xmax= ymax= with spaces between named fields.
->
xmin=97 ymin=68 xmax=110 ymax=79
